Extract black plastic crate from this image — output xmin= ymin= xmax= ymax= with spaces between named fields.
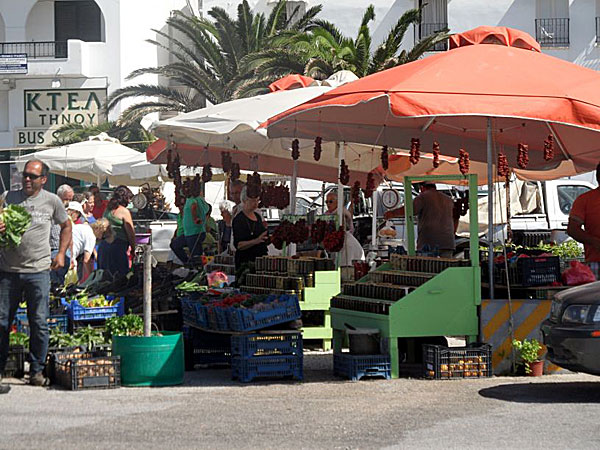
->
xmin=51 ymin=350 xmax=119 ymax=390
xmin=4 ymin=345 xmax=26 ymax=378
xmin=483 ymin=256 xmax=560 ymax=287
xmin=423 ymin=344 xmax=492 ymax=379
xmin=231 ymin=354 xmax=303 ymax=383
xmin=231 ymin=332 xmax=302 ymax=358
xmin=333 ymin=353 xmax=391 ymax=381
xmin=185 ymin=328 xmax=231 ymax=369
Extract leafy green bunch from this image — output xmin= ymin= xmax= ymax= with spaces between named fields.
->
xmin=512 ymin=338 xmax=542 ymax=373
xmin=0 ymin=205 xmax=32 ymax=248
xmin=105 ymin=314 xmax=143 ymax=337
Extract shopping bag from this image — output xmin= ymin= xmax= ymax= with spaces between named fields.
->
xmin=562 ymin=261 xmax=596 ymax=286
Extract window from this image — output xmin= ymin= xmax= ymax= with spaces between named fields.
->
xmin=557 ymin=185 xmax=590 ymax=215
xmin=55 ymin=1 xmax=102 ymax=46
xmin=418 ymin=0 xmax=448 ymax=51
xmin=535 ymin=0 xmax=569 ymax=47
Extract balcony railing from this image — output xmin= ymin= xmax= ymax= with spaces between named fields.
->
xmin=0 ymin=41 xmax=68 ymax=59
xmin=535 ymin=18 xmax=570 ymax=47
xmin=419 ymin=22 xmax=448 ymax=51
xmin=596 ymin=17 xmax=600 ymax=44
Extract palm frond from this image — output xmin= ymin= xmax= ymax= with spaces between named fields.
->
xmin=236 ymin=0 xmax=254 ymax=54
xmin=304 ymin=58 xmax=335 ymax=80
xmin=402 ymin=30 xmax=450 ymax=63
xmin=265 ymin=0 xmax=287 ymax=36
xmin=291 ymin=5 xmax=323 ymax=31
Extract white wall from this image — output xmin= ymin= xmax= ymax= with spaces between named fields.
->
xmin=25 ymin=1 xmax=54 ymax=42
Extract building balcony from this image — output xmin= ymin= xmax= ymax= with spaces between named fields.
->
xmin=419 ymin=22 xmax=448 ymax=52
xmin=0 ymin=41 xmax=68 ymax=59
xmin=535 ymin=18 xmax=570 ymax=48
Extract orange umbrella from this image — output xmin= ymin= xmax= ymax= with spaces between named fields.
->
xmin=267 ymin=28 xmax=600 ymax=173
xmin=268 ymin=74 xmax=316 ymax=92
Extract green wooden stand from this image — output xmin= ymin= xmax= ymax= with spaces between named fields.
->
xmin=301 ymin=269 xmax=340 ymax=350
xmin=331 ymin=174 xmax=481 ymax=378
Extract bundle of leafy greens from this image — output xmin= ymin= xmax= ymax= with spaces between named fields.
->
xmin=0 ymin=204 xmax=31 ymax=248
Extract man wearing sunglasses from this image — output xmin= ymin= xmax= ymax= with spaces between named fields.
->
xmin=0 ymin=160 xmax=71 ymax=391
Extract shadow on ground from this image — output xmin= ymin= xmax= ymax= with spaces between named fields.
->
xmin=479 ymin=381 xmax=600 ymax=403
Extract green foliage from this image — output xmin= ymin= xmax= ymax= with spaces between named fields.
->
xmin=73 ymin=325 xmax=106 ymax=350
xmin=49 ymin=328 xmax=78 ymax=348
xmin=512 ymin=338 xmax=542 ymax=374
xmin=51 ymin=122 xmax=155 ymax=151
xmin=9 ymin=331 xmax=29 ymax=348
xmin=536 ymin=240 xmax=583 ymax=259
xmin=0 ymin=205 xmax=32 ymax=248
xmin=105 ymin=314 xmax=144 ymax=337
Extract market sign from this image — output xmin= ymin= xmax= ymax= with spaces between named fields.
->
xmin=0 ymin=53 xmax=27 ymax=74
xmin=14 ymin=127 xmax=61 ymax=148
xmin=24 ymin=88 xmax=107 ymax=128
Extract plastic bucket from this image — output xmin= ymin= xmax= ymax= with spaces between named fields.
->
xmin=347 ymin=328 xmax=381 ymax=355
xmin=112 ymin=331 xmax=184 ymax=387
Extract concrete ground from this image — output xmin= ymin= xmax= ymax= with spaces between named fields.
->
xmin=1 ymin=352 xmax=600 ymax=449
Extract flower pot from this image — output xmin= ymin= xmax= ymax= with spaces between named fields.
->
xmin=112 ymin=331 xmax=184 ymax=387
xmin=527 ymin=360 xmax=544 ymax=377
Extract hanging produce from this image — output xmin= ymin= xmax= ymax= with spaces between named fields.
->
xmin=432 ymin=141 xmax=440 ymax=168
xmin=311 ymin=219 xmax=336 ymax=244
xmin=409 ymin=138 xmax=420 ymax=165
xmin=246 ymin=172 xmax=262 ymax=198
xmin=381 ymin=145 xmax=389 ymax=170
xmin=517 ymin=143 xmax=529 ymax=169
xmin=221 ymin=152 xmax=233 ymax=174
xmin=459 ymin=148 xmax=470 ymax=175
xmin=497 ymin=151 xmax=509 ymax=178
xmin=339 ymin=159 xmax=350 ymax=185
xmin=291 ymin=139 xmax=300 ymax=160
xmin=201 ymin=163 xmax=213 ymax=183
xmin=260 ymin=183 xmax=290 ymax=210
xmin=544 ymin=135 xmax=555 ymax=161
xmin=313 ymin=137 xmax=322 ymax=161
xmin=351 ymin=180 xmax=361 ymax=205
xmin=270 ymin=219 xmax=309 ymax=249
xmin=230 ymin=162 xmax=241 ymax=181
xmin=323 ymin=228 xmax=345 ymax=253
xmin=364 ymin=172 xmax=376 ymax=198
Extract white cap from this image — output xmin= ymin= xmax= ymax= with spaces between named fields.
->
xmin=67 ymin=201 xmax=86 ymax=220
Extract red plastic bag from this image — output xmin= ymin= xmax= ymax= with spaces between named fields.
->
xmin=562 ymin=261 xmax=596 ymax=286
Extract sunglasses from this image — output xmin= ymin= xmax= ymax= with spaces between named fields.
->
xmin=23 ymin=172 xmax=43 ymax=180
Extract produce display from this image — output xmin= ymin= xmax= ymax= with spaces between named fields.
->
xmin=246 ymin=171 xmax=262 ymax=198
xmin=201 ymin=163 xmax=213 ymax=183
xmin=105 ymin=314 xmax=144 ymax=337
xmin=260 ymin=183 xmax=290 ymax=209
xmin=544 ymin=135 xmax=554 ymax=161
xmin=313 ymin=136 xmax=322 ymax=161
xmin=364 ymin=172 xmax=376 ymax=198
xmin=176 ymin=281 xmax=208 ymax=292
xmin=351 ymin=180 xmax=361 ymax=205
xmin=53 ymin=349 xmax=119 ymax=390
xmin=0 ymin=204 xmax=31 ymax=248
xmin=65 ymin=294 xmax=119 ymax=308
xmin=517 ymin=142 xmax=529 ymax=169
xmin=409 ymin=138 xmax=420 ymax=165
xmin=291 ymin=139 xmax=300 ymax=160
xmin=432 ymin=141 xmax=440 ymax=168
xmin=497 ymin=151 xmax=509 ymax=178
xmin=271 ymin=219 xmax=309 ymax=249
xmin=459 ymin=148 xmax=470 ymax=175
xmin=381 ymin=145 xmax=389 ymax=170
xmin=322 ymin=228 xmax=345 ymax=253
xmin=339 ymin=159 xmax=350 ymax=185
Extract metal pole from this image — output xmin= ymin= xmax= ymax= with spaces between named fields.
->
xmin=337 ymin=142 xmax=344 ymax=228
xmin=371 ymin=189 xmax=377 ymax=248
xmin=143 ymin=244 xmax=152 ymax=337
xmin=486 ymin=117 xmax=494 ymax=302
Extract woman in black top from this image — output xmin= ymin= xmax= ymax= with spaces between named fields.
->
xmin=232 ymin=186 xmax=269 ymax=270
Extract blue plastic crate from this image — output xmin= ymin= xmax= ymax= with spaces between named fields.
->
xmin=61 ymin=296 xmax=125 ymax=322
xmin=228 ymin=295 xmax=301 ymax=332
xmin=14 ymin=313 xmax=68 ymax=335
xmin=231 ymin=354 xmax=303 ymax=383
xmin=333 ymin=353 xmax=391 ymax=381
xmin=181 ymin=297 xmax=198 ymax=323
xmin=206 ymin=306 xmax=230 ymax=331
xmin=194 ymin=304 xmax=208 ymax=328
xmin=231 ymin=332 xmax=302 ymax=358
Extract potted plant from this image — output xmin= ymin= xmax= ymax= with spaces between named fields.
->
xmin=512 ymin=338 xmax=543 ymax=376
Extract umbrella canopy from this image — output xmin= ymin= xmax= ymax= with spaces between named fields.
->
xmin=269 ymin=74 xmax=316 ymax=92
xmin=15 ymin=134 xmax=148 ymax=186
xmin=147 ymin=71 xmax=382 ymax=185
xmin=266 ymin=28 xmax=600 ymax=174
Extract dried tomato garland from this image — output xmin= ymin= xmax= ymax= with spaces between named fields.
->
xmin=497 ymin=152 xmax=509 ymax=178
xmin=221 ymin=152 xmax=232 ymax=174
xmin=381 ymin=145 xmax=389 ymax=170
xmin=201 ymin=163 xmax=213 ymax=183
xmin=313 ymin=137 xmax=322 ymax=161
xmin=459 ymin=148 xmax=470 ymax=175
xmin=517 ymin=143 xmax=529 ymax=169
xmin=544 ymin=135 xmax=554 ymax=161
xmin=230 ymin=162 xmax=240 ymax=181
xmin=364 ymin=172 xmax=376 ymax=198
xmin=409 ymin=138 xmax=421 ymax=165
xmin=246 ymin=172 xmax=262 ymax=198
xmin=291 ymin=139 xmax=300 ymax=160
xmin=323 ymin=228 xmax=345 ymax=253
xmin=432 ymin=141 xmax=440 ymax=168
xmin=271 ymin=219 xmax=309 ymax=249
xmin=260 ymin=183 xmax=290 ymax=209
xmin=351 ymin=180 xmax=361 ymax=205
xmin=339 ymin=159 xmax=350 ymax=185
xmin=311 ymin=219 xmax=336 ymax=244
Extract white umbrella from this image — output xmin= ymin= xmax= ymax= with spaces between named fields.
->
xmin=15 ymin=133 xmax=148 ymax=186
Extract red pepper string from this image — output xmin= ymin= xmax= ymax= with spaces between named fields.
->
xmin=497 ymin=151 xmax=509 ymax=178
xmin=291 ymin=139 xmax=300 ymax=160
xmin=339 ymin=159 xmax=350 ymax=185
xmin=432 ymin=141 xmax=440 ymax=168
xmin=313 ymin=136 xmax=322 ymax=161
xmin=364 ymin=172 xmax=376 ymax=198
xmin=409 ymin=138 xmax=420 ymax=165
xmin=543 ymin=135 xmax=554 ymax=161
xmin=381 ymin=145 xmax=389 ymax=170
xmin=517 ymin=143 xmax=529 ymax=169
xmin=201 ymin=163 xmax=213 ymax=183
xmin=459 ymin=148 xmax=470 ymax=175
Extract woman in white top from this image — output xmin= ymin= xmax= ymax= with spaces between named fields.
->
xmin=66 ymin=201 xmax=97 ymax=282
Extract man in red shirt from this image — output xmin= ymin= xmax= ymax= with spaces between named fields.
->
xmin=567 ymin=163 xmax=600 ymax=277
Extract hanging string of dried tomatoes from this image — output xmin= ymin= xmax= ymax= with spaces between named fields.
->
xmin=497 ymin=151 xmax=509 ymax=178
xmin=459 ymin=148 xmax=470 ymax=175
xmin=364 ymin=172 xmax=376 ymax=198
xmin=409 ymin=138 xmax=420 ymax=165
xmin=351 ymin=180 xmax=361 ymax=205
xmin=291 ymin=139 xmax=300 ymax=160
xmin=339 ymin=159 xmax=350 ymax=185
xmin=432 ymin=141 xmax=440 ymax=168
xmin=201 ymin=163 xmax=213 ymax=183
xmin=517 ymin=143 xmax=529 ymax=169
xmin=544 ymin=135 xmax=554 ymax=161
xmin=313 ymin=136 xmax=322 ymax=161
xmin=230 ymin=162 xmax=241 ymax=181
xmin=381 ymin=145 xmax=389 ymax=170
xmin=221 ymin=152 xmax=232 ymax=174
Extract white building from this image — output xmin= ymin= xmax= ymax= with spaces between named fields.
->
xmin=1 ymin=0 xmax=599 ymax=190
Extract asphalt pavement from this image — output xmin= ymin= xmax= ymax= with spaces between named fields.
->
xmin=1 ymin=353 xmax=599 ymax=449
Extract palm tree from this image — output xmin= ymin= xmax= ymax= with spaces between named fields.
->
xmin=105 ymin=1 xmax=322 ymax=125
xmin=246 ymin=5 xmax=449 ymax=81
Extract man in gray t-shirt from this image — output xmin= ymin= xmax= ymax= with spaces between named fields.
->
xmin=0 ymin=160 xmax=71 ymax=390
xmin=384 ymin=183 xmax=456 ymax=257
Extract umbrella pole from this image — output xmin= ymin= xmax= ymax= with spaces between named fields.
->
xmin=290 ymin=159 xmax=298 ymax=214
xmin=487 ymin=117 xmax=495 ymax=303
xmin=371 ymin=190 xmax=377 ymax=248
xmin=337 ymin=142 xmax=344 ymax=228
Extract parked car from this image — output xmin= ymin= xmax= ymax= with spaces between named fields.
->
xmin=541 ymin=281 xmax=600 ymax=375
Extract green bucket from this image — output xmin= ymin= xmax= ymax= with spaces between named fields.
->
xmin=112 ymin=331 xmax=184 ymax=387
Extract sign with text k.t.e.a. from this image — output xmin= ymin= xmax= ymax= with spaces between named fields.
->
xmin=24 ymin=88 xmax=107 ymax=128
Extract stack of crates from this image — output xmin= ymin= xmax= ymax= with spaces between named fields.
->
xmin=183 ymin=326 xmax=232 ymax=369
xmin=231 ymin=331 xmax=303 ymax=383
